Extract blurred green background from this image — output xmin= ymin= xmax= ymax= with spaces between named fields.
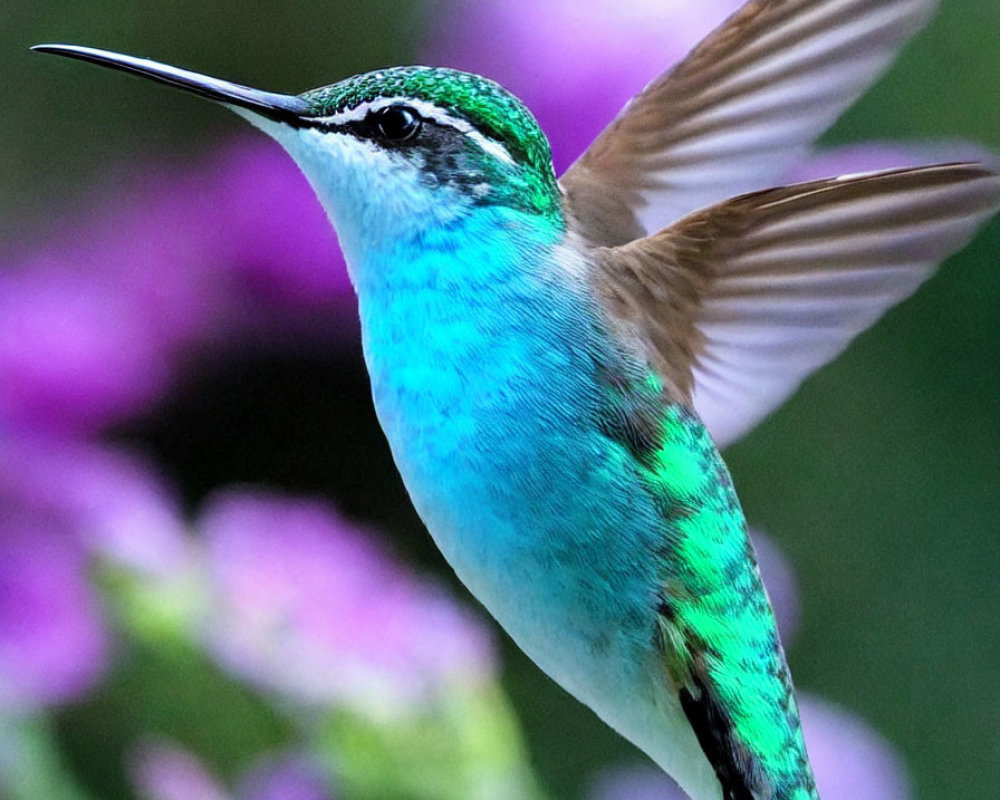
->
xmin=4 ymin=1 xmax=999 ymax=799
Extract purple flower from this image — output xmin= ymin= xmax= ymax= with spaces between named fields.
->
xmin=130 ymin=740 xmax=336 ymax=800
xmin=1 ymin=264 xmax=176 ymax=433
xmin=0 ymin=518 xmax=109 ymax=712
xmin=587 ymin=764 xmax=687 ymax=800
xmin=198 ymin=490 xmax=495 ymax=712
xmin=799 ymin=693 xmax=911 ymax=800
xmin=236 ymin=753 xmax=335 ymax=800
xmin=587 ymin=694 xmax=911 ymax=800
xmin=129 ymin=739 xmax=231 ymax=800
xmin=0 ymin=430 xmax=186 ymax=575
xmin=2 ymin=139 xmax=353 ymax=434
xmin=0 ymin=431 xmax=189 ymax=711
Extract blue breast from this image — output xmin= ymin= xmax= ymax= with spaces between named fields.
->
xmin=351 ymin=207 xmax=666 ymax=695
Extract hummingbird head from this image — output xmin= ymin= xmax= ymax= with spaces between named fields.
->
xmin=32 ymin=46 xmax=563 ymax=263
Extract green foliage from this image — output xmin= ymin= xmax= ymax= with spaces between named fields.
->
xmin=320 ymin=685 xmax=547 ymax=800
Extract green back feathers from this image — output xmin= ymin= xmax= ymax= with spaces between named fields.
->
xmin=599 ymin=366 xmax=816 ymax=799
xmin=300 ymin=67 xmax=562 ymax=218
xmin=648 ymin=404 xmax=815 ymax=799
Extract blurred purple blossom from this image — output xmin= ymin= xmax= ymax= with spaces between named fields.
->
xmin=129 ymin=739 xmax=232 ymax=800
xmin=798 ymin=693 xmax=911 ymax=800
xmin=199 ymin=490 xmax=495 ymax=712
xmin=130 ymin=740 xmax=336 ymax=800
xmin=1 ymin=138 xmax=353 ymax=435
xmin=587 ymin=694 xmax=911 ymax=800
xmin=1 ymin=431 xmax=187 ymax=575
xmin=0 ymin=430 xmax=190 ymax=711
xmin=236 ymin=753 xmax=335 ymax=800
xmin=0 ymin=517 xmax=109 ymax=712
xmin=587 ymin=763 xmax=687 ymax=800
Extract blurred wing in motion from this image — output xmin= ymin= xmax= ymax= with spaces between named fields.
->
xmin=561 ymin=0 xmax=939 ymax=243
xmin=591 ymin=164 xmax=1000 ymax=448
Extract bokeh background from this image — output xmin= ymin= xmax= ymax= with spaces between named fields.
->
xmin=3 ymin=1 xmax=999 ymax=799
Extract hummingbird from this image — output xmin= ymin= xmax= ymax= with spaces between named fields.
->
xmin=34 ymin=0 xmax=1000 ymax=798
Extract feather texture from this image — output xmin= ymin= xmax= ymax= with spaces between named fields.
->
xmin=591 ymin=164 xmax=1000 ymax=447
xmin=561 ymin=0 xmax=938 ymax=242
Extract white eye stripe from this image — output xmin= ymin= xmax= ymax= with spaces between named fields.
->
xmin=469 ymin=134 xmax=517 ymax=168
xmin=311 ymin=97 xmax=517 ymax=167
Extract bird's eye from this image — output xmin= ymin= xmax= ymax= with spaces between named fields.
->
xmin=370 ymin=104 xmax=421 ymax=142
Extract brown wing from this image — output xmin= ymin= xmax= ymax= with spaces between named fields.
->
xmin=561 ymin=0 xmax=938 ymax=245
xmin=590 ymin=164 xmax=1000 ymax=443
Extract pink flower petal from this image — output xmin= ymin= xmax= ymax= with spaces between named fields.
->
xmin=199 ymin=490 xmax=495 ymax=710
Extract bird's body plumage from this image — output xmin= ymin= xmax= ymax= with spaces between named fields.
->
xmin=352 ymin=199 xmax=811 ymax=799
xmin=268 ymin=110 xmax=819 ymax=796
xmin=33 ymin=1 xmax=1000 ymax=797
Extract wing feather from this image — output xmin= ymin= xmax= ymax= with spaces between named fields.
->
xmin=591 ymin=164 xmax=1000 ymax=448
xmin=561 ymin=0 xmax=938 ymax=243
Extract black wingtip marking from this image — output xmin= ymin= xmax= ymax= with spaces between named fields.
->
xmin=679 ymin=676 xmax=758 ymax=800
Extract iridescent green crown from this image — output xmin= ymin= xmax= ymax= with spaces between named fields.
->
xmin=301 ymin=66 xmax=558 ymax=200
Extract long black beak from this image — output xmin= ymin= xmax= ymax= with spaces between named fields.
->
xmin=31 ymin=44 xmax=312 ymax=124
